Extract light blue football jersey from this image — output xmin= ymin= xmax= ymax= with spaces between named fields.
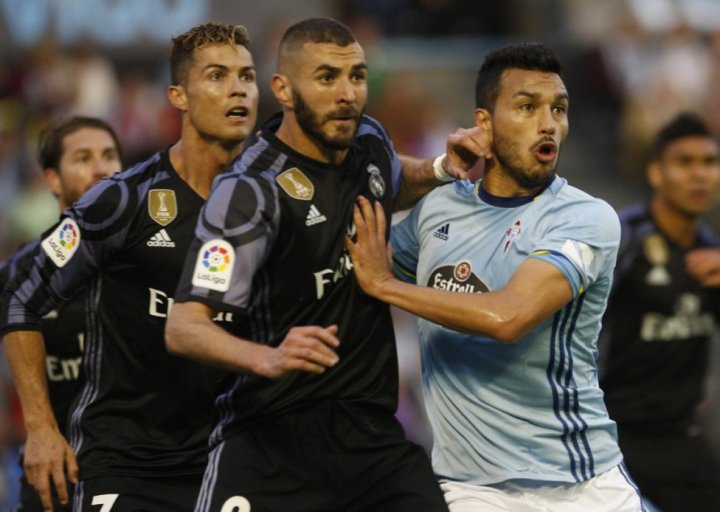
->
xmin=391 ymin=176 xmax=623 ymax=485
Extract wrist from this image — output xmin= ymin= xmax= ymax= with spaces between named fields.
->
xmin=433 ymin=153 xmax=454 ymax=182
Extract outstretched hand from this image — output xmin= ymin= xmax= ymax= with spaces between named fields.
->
xmin=23 ymin=424 xmax=78 ymax=512
xmin=444 ymin=125 xmax=492 ymax=182
xmin=345 ymin=196 xmax=394 ymax=298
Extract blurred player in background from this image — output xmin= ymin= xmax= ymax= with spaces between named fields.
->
xmin=0 ymin=115 xmax=122 ymax=512
xmin=600 ymin=112 xmax=720 ymax=512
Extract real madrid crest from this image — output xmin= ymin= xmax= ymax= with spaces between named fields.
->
xmin=148 ymin=189 xmax=177 ymax=226
xmin=366 ymin=163 xmax=385 ymax=199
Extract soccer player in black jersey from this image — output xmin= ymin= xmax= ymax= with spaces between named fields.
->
xmin=599 ymin=113 xmax=720 ymax=512
xmin=1 ymin=23 xmax=258 ymax=512
xmin=166 ymin=17 xmax=485 ymax=512
xmin=0 ymin=116 xmax=122 ymax=512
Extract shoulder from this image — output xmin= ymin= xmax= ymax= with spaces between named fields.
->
xmin=356 ymin=115 xmax=394 ymax=153
xmin=697 ymin=222 xmax=720 ymax=247
xmin=549 ymin=180 xmax=620 ymax=240
xmin=70 ymin=151 xmax=165 ymax=231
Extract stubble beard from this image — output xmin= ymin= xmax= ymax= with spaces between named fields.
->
xmin=292 ymin=87 xmax=362 ymax=151
xmin=494 ymin=134 xmax=557 ymax=190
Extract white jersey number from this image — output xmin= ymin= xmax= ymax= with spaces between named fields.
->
xmin=91 ymin=494 xmax=119 ymax=511
xmin=221 ymin=496 xmax=251 ymax=512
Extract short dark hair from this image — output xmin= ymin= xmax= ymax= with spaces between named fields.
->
xmin=170 ymin=22 xmax=251 ymax=86
xmin=651 ymin=112 xmax=713 ymax=159
xmin=475 ymin=42 xmax=563 ymax=110
xmin=278 ymin=17 xmax=356 ymax=64
xmin=38 ymin=116 xmax=121 ymax=170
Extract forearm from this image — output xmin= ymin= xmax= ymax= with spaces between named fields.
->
xmin=395 ymin=155 xmax=443 ymax=211
xmin=3 ymin=330 xmax=58 ymax=430
xmin=165 ymin=302 xmax=269 ymax=375
xmin=370 ymin=277 xmax=525 ymax=342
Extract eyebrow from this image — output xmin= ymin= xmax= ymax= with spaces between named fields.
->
xmin=313 ymin=63 xmax=368 ymax=74
xmin=513 ymin=91 xmax=569 ymax=102
xmin=202 ymin=63 xmax=256 ymax=73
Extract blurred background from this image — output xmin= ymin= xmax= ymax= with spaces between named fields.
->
xmin=1 ymin=0 xmax=720 ymax=508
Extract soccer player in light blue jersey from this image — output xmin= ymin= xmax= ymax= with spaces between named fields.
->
xmin=346 ymin=42 xmax=646 ymax=511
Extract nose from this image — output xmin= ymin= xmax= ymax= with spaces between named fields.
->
xmin=539 ymin=106 xmax=557 ymax=135
xmin=337 ymin=77 xmax=356 ymax=104
xmin=229 ymin=75 xmax=248 ymax=97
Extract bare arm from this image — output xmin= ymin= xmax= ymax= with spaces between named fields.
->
xmin=345 ymin=197 xmax=573 ymax=342
xmin=165 ymin=302 xmax=341 ymax=378
xmin=394 ymin=126 xmax=491 ymax=211
xmin=4 ymin=331 xmax=77 ymax=511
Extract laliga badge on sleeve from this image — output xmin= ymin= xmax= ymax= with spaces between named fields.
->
xmin=41 ymin=219 xmax=81 ymax=267
xmin=192 ymin=239 xmax=234 ymax=292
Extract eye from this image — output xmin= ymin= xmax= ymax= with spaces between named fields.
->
xmin=319 ymin=74 xmax=334 ymax=83
xmin=519 ymin=104 xmax=534 ymax=111
xmin=553 ymin=104 xmax=567 ymax=114
xmin=209 ymin=71 xmax=224 ymax=80
xmin=241 ymin=70 xmax=256 ymax=82
xmin=351 ymin=71 xmax=367 ymax=82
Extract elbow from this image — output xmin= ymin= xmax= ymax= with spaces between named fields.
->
xmin=488 ymin=314 xmax=529 ymax=344
xmin=493 ymin=324 xmax=523 ymax=344
xmin=164 ymin=312 xmax=186 ymax=356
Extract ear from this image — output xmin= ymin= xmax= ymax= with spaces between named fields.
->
xmin=474 ymin=108 xmax=493 ymax=147
xmin=167 ymin=84 xmax=188 ymax=112
xmin=43 ymin=168 xmax=62 ymax=199
xmin=271 ymin=73 xmax=293 ymax=109
xmin=647 ymin=161 xmax=662 ymax=190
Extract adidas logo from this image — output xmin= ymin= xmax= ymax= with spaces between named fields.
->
xmin=305 ymin=204 xmax=327 ymax=226
xmin=147 ymin=229 xmax=176 ymax=248
xmin=433 ymin=223 xmax=450 ymax=241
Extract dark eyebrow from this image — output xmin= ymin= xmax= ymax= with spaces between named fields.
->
xmin=512 ymin=91 xmax=569 ymax=102
xmin=203 ymin=64 xmax=256 ymax=74
xmin=203 ymin=63 xmax=229 ymax=73
xmin=314 ymin=63 xmax=368 ymax=74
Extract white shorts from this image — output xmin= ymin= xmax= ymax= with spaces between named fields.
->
xmin=441 ymin=465 xmax=647 ymax=512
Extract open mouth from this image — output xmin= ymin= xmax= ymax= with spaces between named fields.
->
xmin=226 ymin=106 xmax=249 ymax=119
xmin=534 ymin=141 xmax=557 ymax=163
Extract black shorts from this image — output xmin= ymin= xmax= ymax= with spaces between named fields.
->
xmin=618 ymin=424 xmax=720 ymax=512
xmin=16 ymin=473 xmax=73 ymax=512
xmin=195 ymin=402 xmax=448 ymax=512
xmin=75 ymin=473 xmax=204 ymax=512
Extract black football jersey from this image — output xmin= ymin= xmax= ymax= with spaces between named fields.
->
xmin=175 ymin=114 xmax=403 ymax=444
xmin=1 ymin=150 xmax=231 ymax=479
xmin=599 ymin=204 xmax=720 ymax=429
xmin=0 ymin=240 xmax=84 ymax=437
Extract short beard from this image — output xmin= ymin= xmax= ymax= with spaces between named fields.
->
xmin=495 ymin=135 xmax=556 ymax=190
xmin=292 ymin=87 xmax=362 ymax=151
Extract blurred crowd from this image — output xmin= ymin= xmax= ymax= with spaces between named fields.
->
xmin=2 ymin=0 xmax=720 ymax=509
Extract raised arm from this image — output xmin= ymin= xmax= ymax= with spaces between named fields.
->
xmin=394 ymin=126 xmax=491 ymax=211
xmin=345 ymin=197 xmax=572 ymax=342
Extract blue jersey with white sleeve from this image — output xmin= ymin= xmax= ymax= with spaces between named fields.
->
xmin=391 ymin=176 xmax=623 ymax=485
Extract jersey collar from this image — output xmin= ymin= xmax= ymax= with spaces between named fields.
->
xmin=478 ymin=175 xmax=556 ymax=208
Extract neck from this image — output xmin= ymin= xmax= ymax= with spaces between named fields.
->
xmin=169 ymin=122 xmax=243 ymax=199
xmin=481 ymin=162 xmax=548 ymax=198
xmin=275 ymin=111 xmax=347 ymax=166
xmin=651 ymin=197 xmax=699 ymax=248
